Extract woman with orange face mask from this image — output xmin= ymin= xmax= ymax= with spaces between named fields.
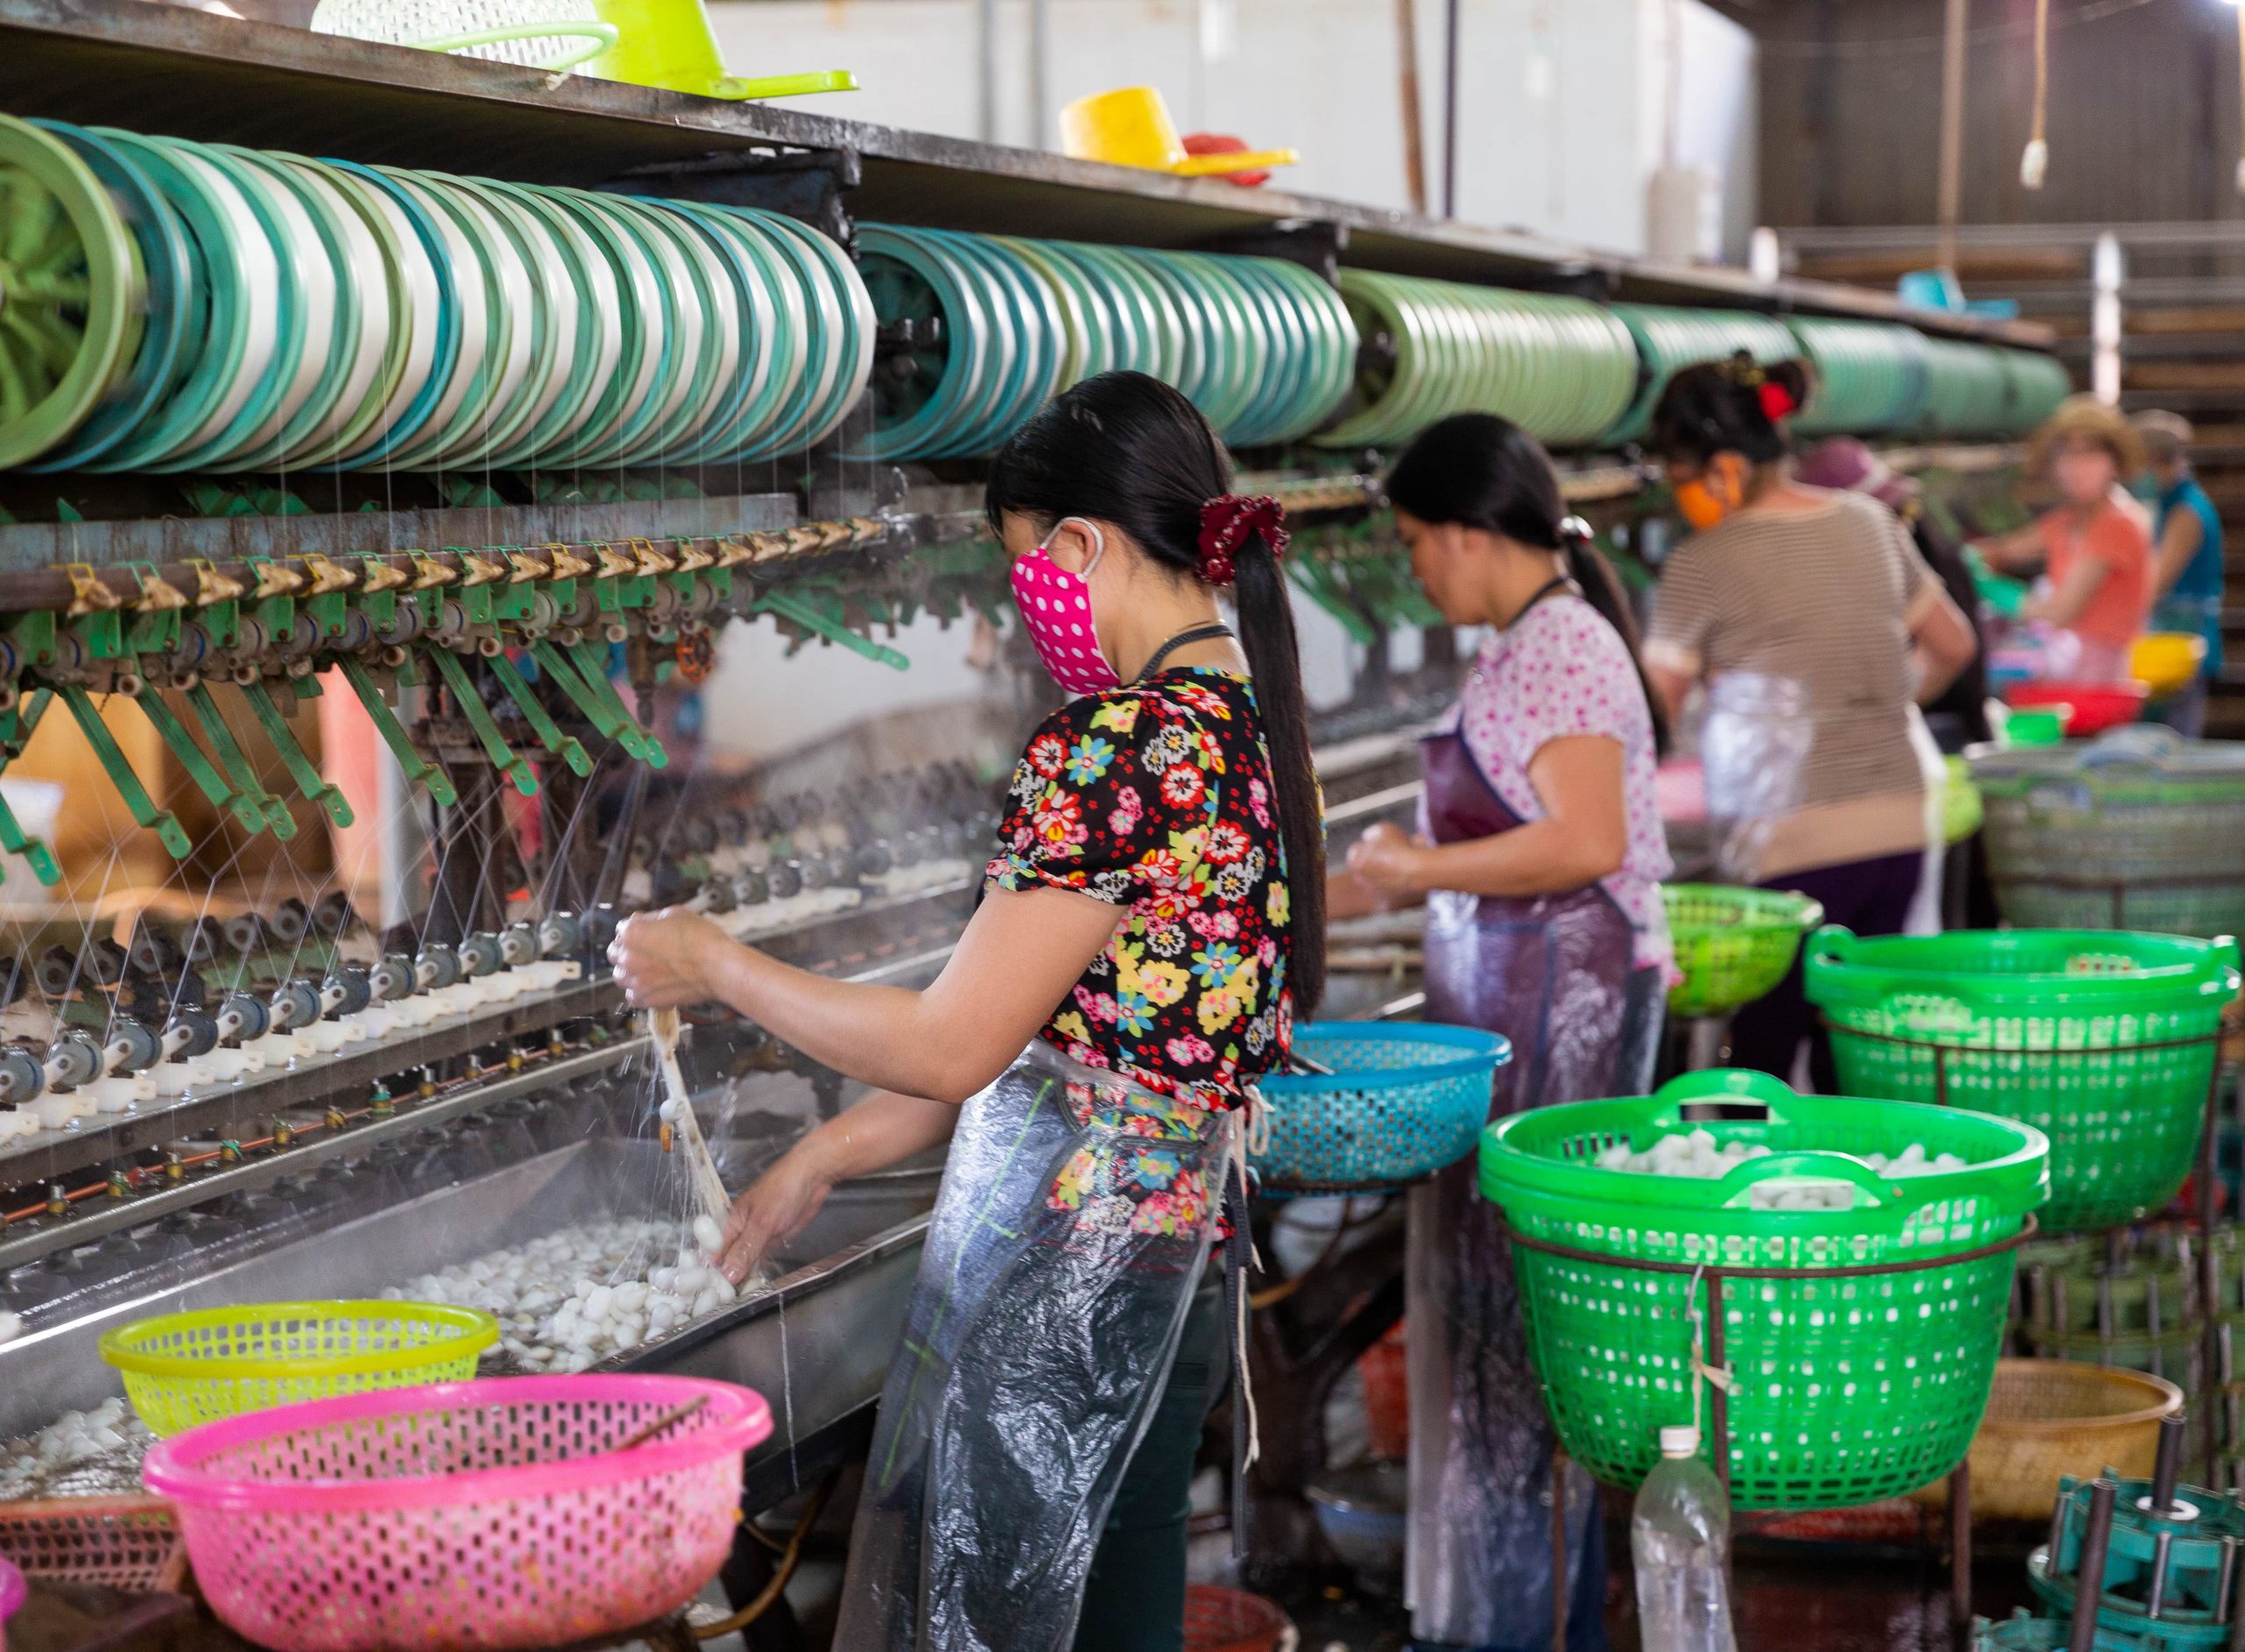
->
xmin=1642 ymin=355 xmax=1978 ymax=1089
xmin=1968 ymin=396 xmax=2154 ymax=683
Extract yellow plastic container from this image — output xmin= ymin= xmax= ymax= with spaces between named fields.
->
xmin=2132 ymin=632 xmax=2208 ymax=698
xmin=1058 ymin=86 xmax=1298 ymax=178
xmin=100 ymin=1301 xmax=498 ymax=1436
xmin=584 ymin=0 xmax=856 ymax=99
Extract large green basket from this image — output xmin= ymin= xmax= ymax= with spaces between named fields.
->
xmin=1968 ymin=727 xmax=2245 ymax=937
xmin=1663 ymin=884 xmax=1826 ymax=1018
xmin=1805 ymin=926 xmax=2241 ymax=1234
xmin=1480 ymin=1070 xmax=2048 ymax=1510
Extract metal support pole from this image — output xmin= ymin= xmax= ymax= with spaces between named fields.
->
xmin=2206 ymin=1056 xmax=2227 ymax=1478
xmin=1707 ymin=1272 xmax=1729 ymax=1500
xmin=977 ymin=0 xmax=998 ymax=144
xmin=1935 ymin=0 xmax=1968 ymax=275
xmin=2071 ymin=1479 xmax=2119 ymax=1652
xmin=1396 ymin=0 xmax=1428 ymax=215
xmin=1950 ymin=1460 xmax=1973 ymax=1628
xmin=1441 ymin=0 xmax=1460 ymax=218
xmin=2092 ymin=232 xmax=2125 ymax=405
xmin=1029 ymin=0 xmax=1051 ymax=152
xmin=1550 ymin=1448 xmax=1568 ymax=1652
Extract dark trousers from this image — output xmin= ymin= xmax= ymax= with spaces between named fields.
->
xmin=1072 ymin=1283 xmax=1228 ymax=1652
xmin=1728 ymin=850 xmax=1923 ymax=1093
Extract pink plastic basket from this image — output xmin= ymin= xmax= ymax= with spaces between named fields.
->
xmin=0 ymin=1556 xmax=24 ymax=1652
xmin=142 ymin=1375 xmax=772 ymax=1652
xmin=0 ymin=1496 xmax=185 ymax=1591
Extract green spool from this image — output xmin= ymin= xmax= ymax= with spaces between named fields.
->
xmin=1785 ymin=317 xmax=1930 ymax=436
xmin=1315 ymin=269 xmax=1634 ymax=450
xmin=0 ymin=114 xmax=143 ymax=470
xmin=1916 ymin=336 xmax=2013 ymax=439
xmin=1600 ymin=305 xmax=1796 ymax=448
xmin=1999 ymin=347 xmax=2073 ymax=435
xmin=25 ymin=120 xmax=190 ymax=473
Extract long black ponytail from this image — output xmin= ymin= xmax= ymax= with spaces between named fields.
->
xmin=987 ymin=371 xmax=1327 ymax=1015
xmin=1386 ymin=412 xmax=1670 ymax=754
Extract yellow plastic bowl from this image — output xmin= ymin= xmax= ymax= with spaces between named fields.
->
xmin=2132 ymin=632 xmax=2207 ymax=697
xmin=100 ymin=1300 xmax=498 ymax=1436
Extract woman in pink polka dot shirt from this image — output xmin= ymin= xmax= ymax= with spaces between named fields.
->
xmin=1329 ymin=413 xmax=1671 ymax=1652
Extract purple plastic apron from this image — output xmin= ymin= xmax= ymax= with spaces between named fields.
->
xmin=1406 ymin=723 xmax=1664 ymax=1650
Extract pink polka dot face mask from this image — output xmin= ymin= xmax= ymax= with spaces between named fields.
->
xmin=1009 ymin=517 xmax=1122 ymax=695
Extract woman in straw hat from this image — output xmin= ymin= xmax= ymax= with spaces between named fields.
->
xmin=1971 ymin=395 xmax=2155 ymax=682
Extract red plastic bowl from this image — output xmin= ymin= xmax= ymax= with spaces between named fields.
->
xmin=2004 ymin=680 xmax=2149 ymax=737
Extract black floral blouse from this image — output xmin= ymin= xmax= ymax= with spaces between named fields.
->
xmin=986 ymin=668 xmax=1296 ymax=1113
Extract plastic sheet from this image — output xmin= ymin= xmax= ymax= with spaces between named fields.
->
xmin=833 ymin=1040 xmax=1233 ymax=1652
xmin=1904 ymin=705 xmax=1945 ymax=936
xmin=1698 ymin=673 xmax=1814 ymax=883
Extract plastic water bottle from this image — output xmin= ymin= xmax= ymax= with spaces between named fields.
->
xmin=1631 ymin=1425 xmax=1738 ymax=1652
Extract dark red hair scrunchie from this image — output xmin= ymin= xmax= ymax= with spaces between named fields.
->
xmin=1195 ymin=494 xmax=1290 ymax=586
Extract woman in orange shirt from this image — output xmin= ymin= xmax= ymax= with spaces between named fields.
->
xmin=1972 ymin=397 xmax=2153 ymax=681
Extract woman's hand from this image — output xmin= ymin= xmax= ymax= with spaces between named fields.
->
xmin=1346 ymin=822 xmax=1431 ymax=901
xmin=608 ymin=908 xmax=729 ymax=1009
xmin=715 ymin=1146 xmax=834 ymax=1285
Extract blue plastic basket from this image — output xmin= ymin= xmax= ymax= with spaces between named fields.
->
xmin=1251 ymin=1022 xmax=1511 ymax=1194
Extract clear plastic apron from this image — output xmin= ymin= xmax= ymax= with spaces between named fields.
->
xmin=1408 ymin=724 xmax=1663 ymax=1650
xmin=1699 ymin=671 xmax=1814 ymax=884
xmin=833 ymin=1039 xmax=1239 ymax=1652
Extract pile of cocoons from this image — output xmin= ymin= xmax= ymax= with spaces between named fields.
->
xmin=1594 ymin=1130 xmax=1969 ymax=1210
xmin=382 ymin=1216 xmax=753 ymax=1373
xmin=0 ymin=1399 xmax=155 ymax=1500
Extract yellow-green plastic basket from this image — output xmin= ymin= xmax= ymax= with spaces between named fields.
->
xmin=99 ymin=1300 xmax=499 ymax=1436
xmin=1663 ymin=884 xmax=1825 ymax=1019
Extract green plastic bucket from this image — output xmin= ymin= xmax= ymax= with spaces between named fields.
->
xmin=1480 ymin=1069 xmax=2048 ymax=1509
xmin=1805 ymin=926 xmax=2240 ymax=1233
xmin=1662 ymin=884 xmax=1825 ymax=1018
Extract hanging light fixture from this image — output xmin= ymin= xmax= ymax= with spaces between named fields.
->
xmin=2020 ymin=0 xmax=2049 ymax=188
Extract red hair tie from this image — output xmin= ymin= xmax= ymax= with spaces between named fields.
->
xmin=1757 ymin=381 xmax=1798 ymax=423
xmin=1196 ymin=494 xmax=1290 ymax=586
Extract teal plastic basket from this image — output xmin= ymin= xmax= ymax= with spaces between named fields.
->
xmin=1252 ymin=1022 xmax=1510 ymax=1194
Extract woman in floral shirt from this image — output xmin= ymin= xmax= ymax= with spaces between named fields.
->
xmin=611 ymin=373 xmax=1323 ymax=1652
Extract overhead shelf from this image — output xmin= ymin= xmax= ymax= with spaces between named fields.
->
xmin=0 ymin=0 xmax=2048 ymax=347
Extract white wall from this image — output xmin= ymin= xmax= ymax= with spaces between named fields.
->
xmin=709 ymin=0 xmax=1757 ymax=257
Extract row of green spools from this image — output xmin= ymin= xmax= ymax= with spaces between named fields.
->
xmin=3 ymin=110 xmax=2069 ymax=473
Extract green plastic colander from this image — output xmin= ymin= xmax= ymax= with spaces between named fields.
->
xmin=1662 ymin=884 xmax=1826 ymax=1019
xmin=1805 ymin=925 xmax=2241 ymax=1233
xmin=1480 ymin=1068 xmax=2048 ymax=1509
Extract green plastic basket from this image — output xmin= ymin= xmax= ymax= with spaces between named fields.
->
xmin=1941 ymin=756 xmax=1984 ymax=846
xmin=1479 ymin=1069 xmax=2049 ymax=1510
xmin=1968 ymin=727 xmax=2245 ymax=937
xmin=1805 ymin=926 xmax=2241 ymax=1234
xmin=1662 ymin=884 xmax=1826 ymax=1018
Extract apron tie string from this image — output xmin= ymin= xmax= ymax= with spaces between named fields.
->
xmin=1222 ymin=1086 xmax=1267 ymax=1558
